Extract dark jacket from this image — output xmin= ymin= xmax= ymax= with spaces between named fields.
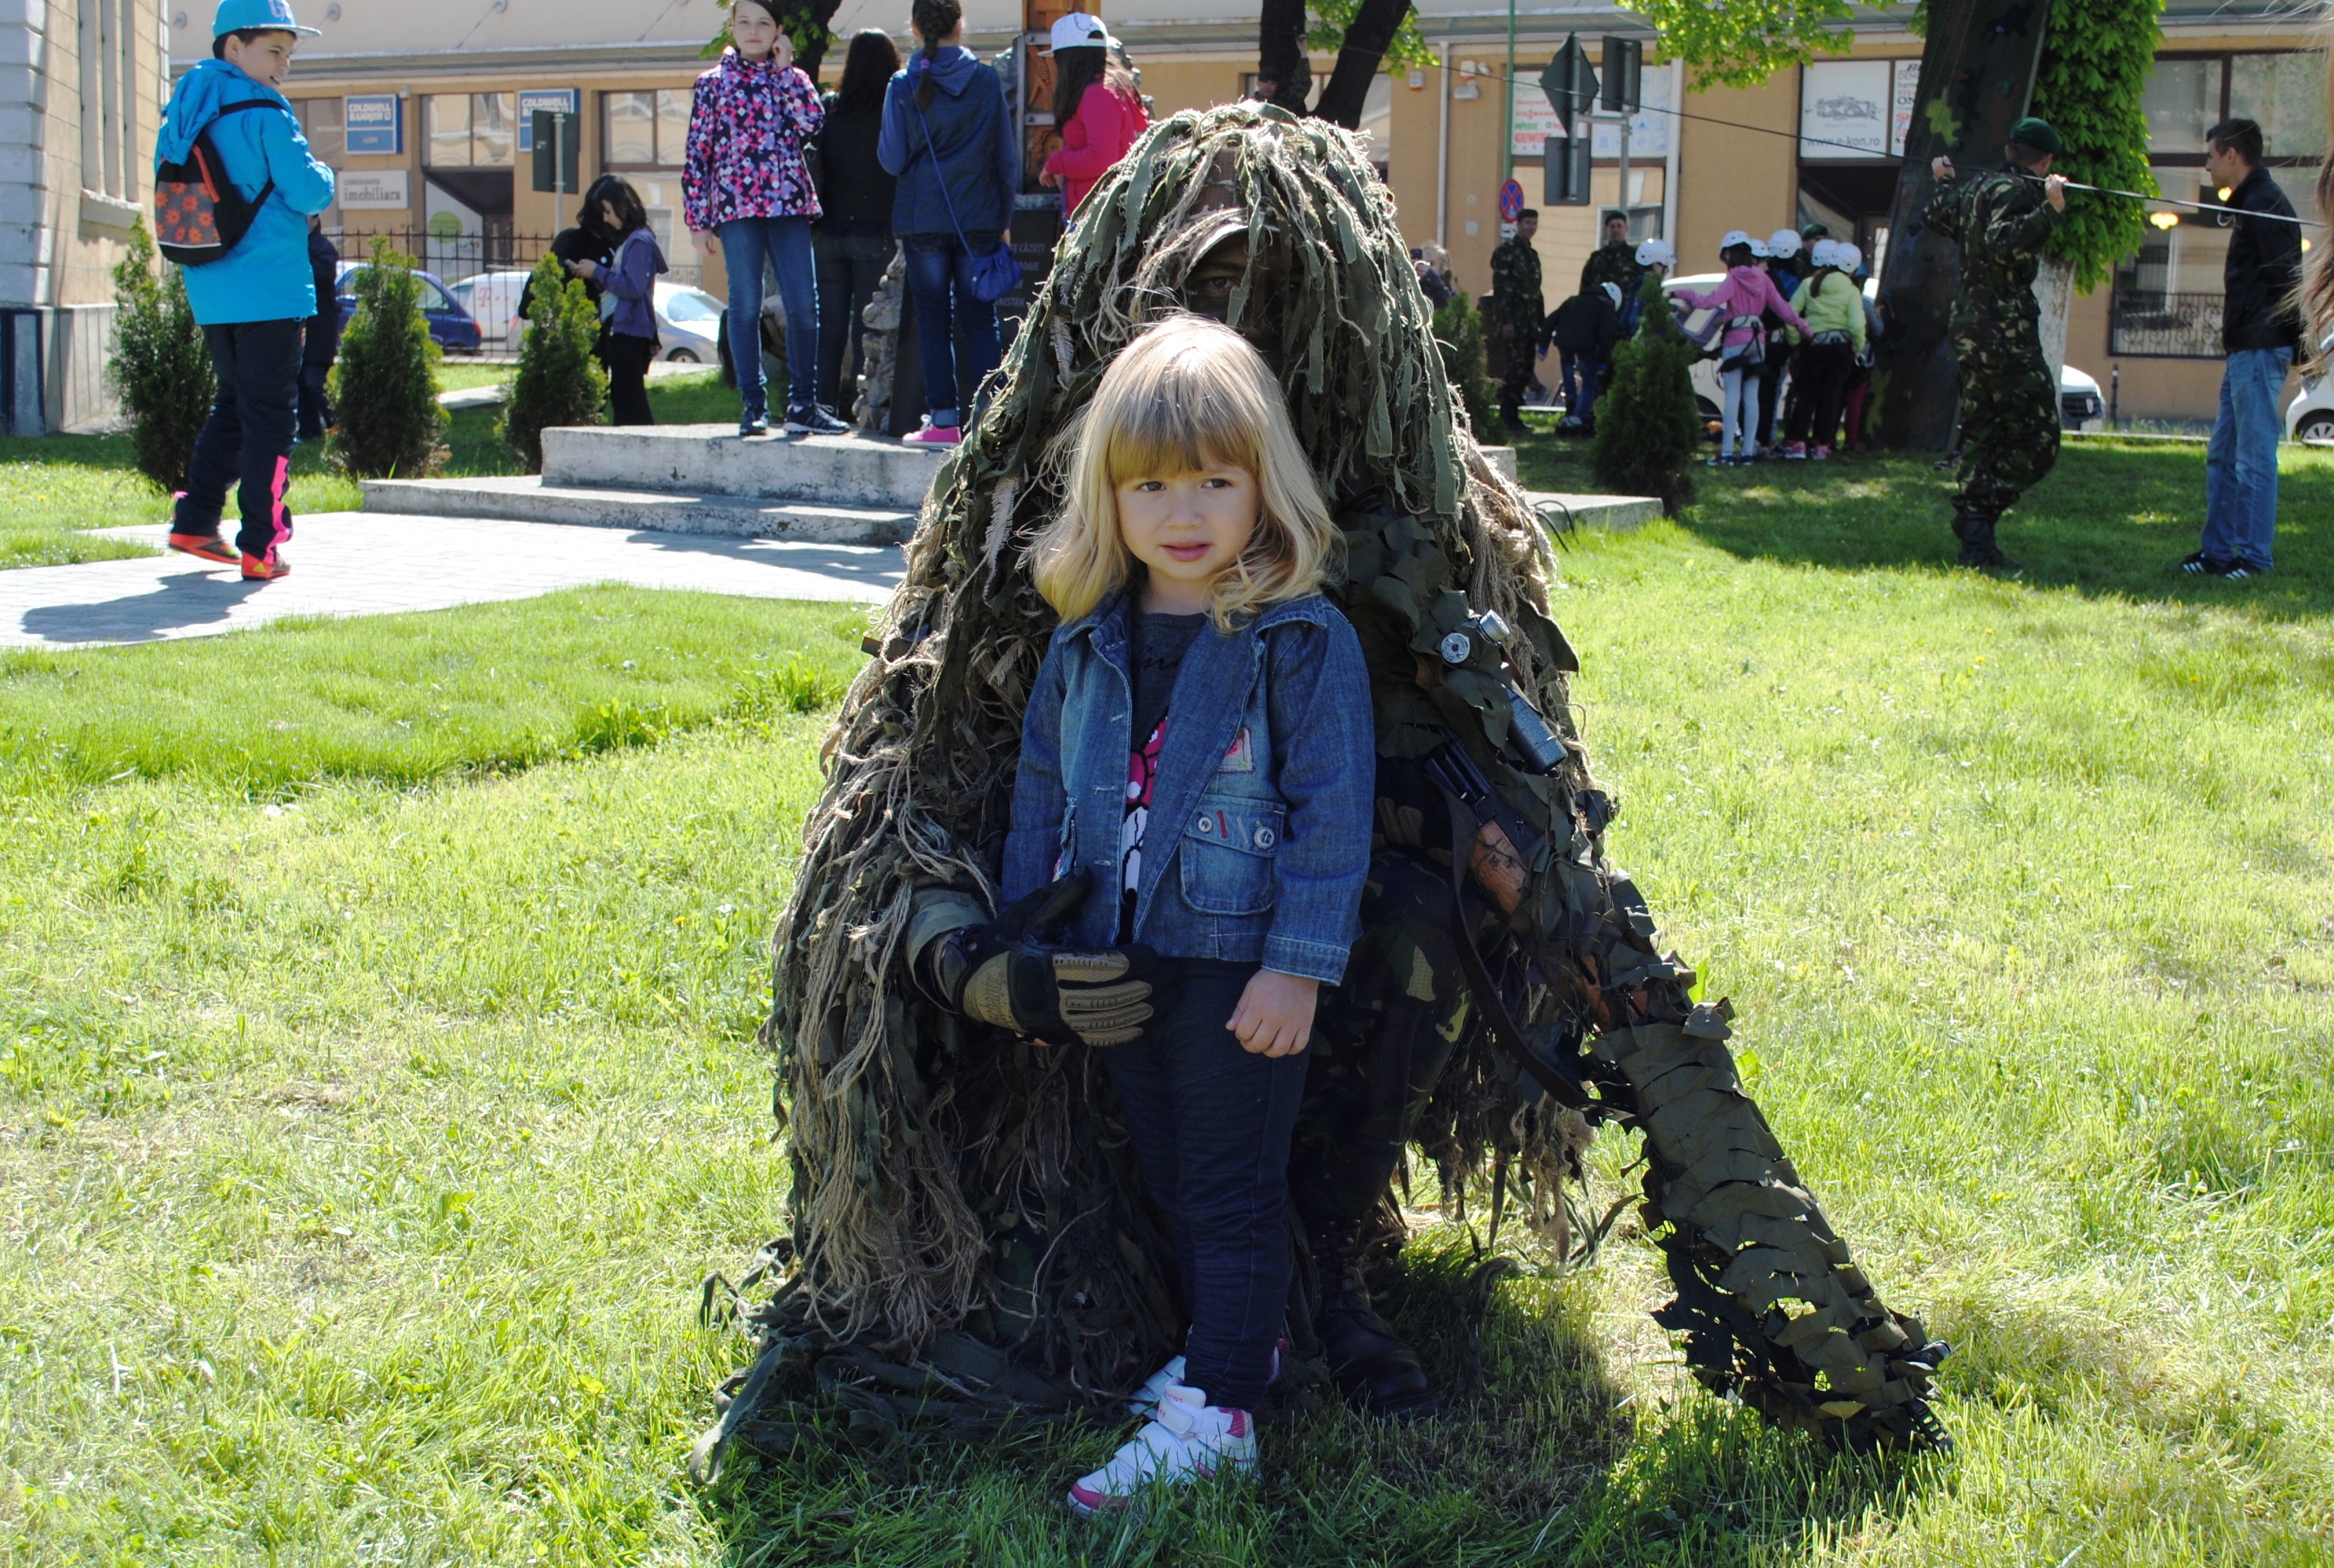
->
xmin=877 ymin=47 xmax=1017 ymax=239
xmin=1549 ymin=289 xmax=1621 ymax=357
xmin=518 ymin=223 xmax=614 ymax=326
xmin=303 ymin=229 xmax=340 ymax=366
xmin=2220 ymin=165 xmax=2304 ymax=355
xmin=816 ymin=94 xmax=897 ymax=235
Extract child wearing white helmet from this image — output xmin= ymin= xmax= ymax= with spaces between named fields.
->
xmin=1781 ymin=229 xmax=1868 ymax=459
xmin=1757 ymin=229 xmax=1809 ymax=453
xmin=1677 ymin=231 xmax=1809 ymax=465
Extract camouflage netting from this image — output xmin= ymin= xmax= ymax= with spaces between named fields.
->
xmin=696 ymin=103 xmax=1946 ymax=1478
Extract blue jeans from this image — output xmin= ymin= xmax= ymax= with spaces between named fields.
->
xmin=1101 ymin=959 xmax=1307 ymax=1412
xmin=2202 ymin=346 xmax=2291 ymax=571
xmin=1559 ymin=351 xmax=1598 ymax=425
xmin=900 ymin=232 xmax=1002 ymax=428
xmin=177 ymin=318 xmax=302 ymax=559
xmin=718 ymin=216 xmax=817 ymax=416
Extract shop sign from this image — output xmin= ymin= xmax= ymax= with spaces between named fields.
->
xmin=345 ymin=94 xmax=402 ymax=156
xmin=1800 ymin=61 xmax=1891 ymax=158
xmin=518 ymin=89 xmax=580 ymax=152
xmin=339 ymin=169 xmax=410 ymax=209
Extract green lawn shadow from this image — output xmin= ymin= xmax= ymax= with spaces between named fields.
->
xmin=1515 ymin=426 xmax=2334 ymax=626
xmin=699 ymin=1235 xmax=1941 ymax=1565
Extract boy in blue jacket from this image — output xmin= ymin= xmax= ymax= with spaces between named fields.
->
xmin=156 ymin=0 xmax=336 ymax=580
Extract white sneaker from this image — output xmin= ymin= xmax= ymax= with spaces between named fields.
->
xmin=1126 ymin=1354 xmax=1187 ymax=1417
xmin=1066 ymin=1383 xmax=1256 ymax=1515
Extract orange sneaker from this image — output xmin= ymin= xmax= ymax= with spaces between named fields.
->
xmin=240 ymin=552 xmax=291 ymax=581
xmin=168 ymin=532 xmax=238 ymax=566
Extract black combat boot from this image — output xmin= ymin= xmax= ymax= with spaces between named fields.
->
xmin=1955 ymin=512 xmax=2022 ymax=572
xmin=1311 ymin=1211 xmax=1441 ymax=1419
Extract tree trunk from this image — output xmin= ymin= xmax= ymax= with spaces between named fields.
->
xmin=1258 ymin=0 xmax=1313 ymax=112
xmin=1871 ymin=0 xmax=2056 ymax=450
xmin=1312 ymin=0 xmax=1414 ymax=130
xmin=2033 ymin=253 xmax=2074 ymax=399
xmin=795 ymin=0 xmax=844 ymax=81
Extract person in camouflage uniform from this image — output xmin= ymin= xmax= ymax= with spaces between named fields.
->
xmin=1578 ymin=210 xmax=1641 ymax=300
xmin=700 ymin=107 xmax=1951 ymax=1485
xmin=1924 ymin=116 xmax=2069 ymax=571
xmin=1490 ymin=209 xmax=1545 ymax=431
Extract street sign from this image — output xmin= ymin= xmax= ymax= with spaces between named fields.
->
xmin=1540 ymin=36 xmax=1596 ymax=129
xmin=531 ymin=109 xmax=581 ymax=194
xmin=1601 ymin=37 xmax=1642 ymax=113
xmin=1498 ymin=178 xmax=1525 ymax=221
xmin=1543 ymin=136 xmax=1592 ymax=205
xmin=517 ymin=89 xmax=579 ymax=152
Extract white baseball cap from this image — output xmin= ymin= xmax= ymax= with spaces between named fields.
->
xmin=1634 ymin=238 xmax=1674 ymax=269
xmin=1048 ymin=12 xmax=1113 ymax=51
xmin=1719 ymin=229 xmax=1753 ymax=254
xmin=1767 ymin=229 xmax=1802 ymax=258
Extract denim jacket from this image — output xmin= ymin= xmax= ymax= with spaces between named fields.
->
xmin=1003 ymin=589 xmax=1375 ymax=983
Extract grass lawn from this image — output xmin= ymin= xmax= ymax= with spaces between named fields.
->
xmin=2 ymin=439 xmax=2331 ymax=1563
xmin=0 ymin=370 xmax=734 ymax=572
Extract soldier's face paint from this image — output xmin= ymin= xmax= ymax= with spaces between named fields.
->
xmin=1180 ymin=233 xmax=1292 ymax=366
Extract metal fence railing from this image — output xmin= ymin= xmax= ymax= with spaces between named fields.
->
xmin=2110 ymin=289 xmax=2224 ymax=359
xmin=325 ymin=231 xmax=559 ymax=286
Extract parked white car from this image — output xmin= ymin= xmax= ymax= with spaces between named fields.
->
xmin=655 ymin=283 xmax=722 ymax=364
xmin=2288 ymin=340 xmax=2334 ymax=444
xmin=445 ymin=269 xmax=532 ymax=345
xmin=2059 ymin=364 xmax=2104 ymax=430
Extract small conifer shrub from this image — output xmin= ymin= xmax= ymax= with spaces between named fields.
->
xmin=501 ymin=254 xmax=607 ymax=472
xmin=106 ymin=220 xmax=215 ymax=494
xmin=329 ymin=238 xmax=448 ymax=479
xmin=1591 ymin=275 xmax=1700 ymax=514
xmin=1432 ymin=293 xmax=1497 ymax=437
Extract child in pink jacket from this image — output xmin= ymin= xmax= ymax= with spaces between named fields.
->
xmin=1676 ymin=231 xmax=1811 ymax=465
xmin=1040 ymin=14 xmax=1147 ymax=218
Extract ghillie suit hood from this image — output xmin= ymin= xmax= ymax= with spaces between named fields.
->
xmin=700 ymin=103 xmax=1946 ymax=1476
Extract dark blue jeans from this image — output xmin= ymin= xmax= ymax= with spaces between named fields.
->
xmin=2202 ymin=346 xmax=2292 ymax=572
xmin=718 ymin=216 xmax=818 ymax=417
xmin=813 ymin=229 xmax=895 ymax=413
xmin=1559 ymin=351 xmax=1599 ymax=425
xmin=176 ymin=318 xmax=302 ymax=561
xmin=899 ymin=232 xmax=1002 ymax=428
xmin=1101 ymin=959 xmax=1307 ymax=1412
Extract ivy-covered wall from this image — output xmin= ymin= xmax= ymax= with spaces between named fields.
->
xmin=2030 ymin=0 xmax=2165 ymax=291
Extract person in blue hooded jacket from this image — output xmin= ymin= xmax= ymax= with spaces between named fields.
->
xmin=877 ymin=0 xmax=1018 ymax=446
xmin=155 ymin=0 xmax=335 ymax=581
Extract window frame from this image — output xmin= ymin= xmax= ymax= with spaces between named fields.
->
xmin=599 ymin=87 xmax=690 ymax=171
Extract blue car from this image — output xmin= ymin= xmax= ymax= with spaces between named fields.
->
xmin=334 ymin=262 xmax=484 ymax=355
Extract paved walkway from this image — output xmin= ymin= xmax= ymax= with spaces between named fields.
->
xmin=0 ymin=514 xmax=905 ymax=649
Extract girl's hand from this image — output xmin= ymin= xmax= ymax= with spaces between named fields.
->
xmin=1227 ymin=970 xmax=1319 ymax=1058
xmin=692 ymin=229 xmax=718 ymax=257
xmin=570 ymin=258 xmax=598 ymax=279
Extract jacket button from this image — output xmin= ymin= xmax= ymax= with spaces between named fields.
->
xmin=1254 ymin=828 xmax=1274 ymax=848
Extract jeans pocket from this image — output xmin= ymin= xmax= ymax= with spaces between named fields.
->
xmin=1178 ymin=798 xmax=1284 ymax=917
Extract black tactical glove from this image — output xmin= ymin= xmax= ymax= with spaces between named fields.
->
xmin=920 ymin=870 xmax=1160 ymax=1047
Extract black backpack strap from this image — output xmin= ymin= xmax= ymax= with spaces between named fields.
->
xmin=201 ymin=98 xmax=290 ymax=206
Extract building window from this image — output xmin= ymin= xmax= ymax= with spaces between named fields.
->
xmin=423 ymin=93 xmax=517 ymax=168
xmin=601 ymin=90 xmax=688 ymax=169
xmin=291 ymin=98 xmax=344 ymax=224
xmin=76 ymin=0 xmax=139 ymax=199
xmin=2113 ymin=52 xmax=2323 ymax=359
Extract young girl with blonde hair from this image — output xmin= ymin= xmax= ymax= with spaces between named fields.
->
xmin=1006 ymin=315 xmax=1375 ymax=1512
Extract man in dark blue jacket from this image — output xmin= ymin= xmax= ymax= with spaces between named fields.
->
xmin=156 ymin=0 xmax=336 ymax=581
xmin=298 ymin=216 xmax=340 ymax=441
xmin=2182 ymin=117 xmax=2304 ymax=581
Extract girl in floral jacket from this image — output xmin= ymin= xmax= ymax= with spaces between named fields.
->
xmin=683 ymin=0 xmax=845 ymax=436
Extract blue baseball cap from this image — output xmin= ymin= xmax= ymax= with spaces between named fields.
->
xmin=213 ymin=0 xmax=320 ymax=37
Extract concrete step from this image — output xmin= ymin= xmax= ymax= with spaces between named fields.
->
xmin=539 ymin=424 xmax=946 ymax=511
xmin=360 ymin=474 xmax=917 ymax=545
xmin=1524 ymin=491 xmax=1663 ymax=532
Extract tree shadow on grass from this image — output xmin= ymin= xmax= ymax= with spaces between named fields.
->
xmin=1519 ymin=426 xmax=2334 ymax=626
xmin=699 ymin=1235 xmax=1940 ymax=1565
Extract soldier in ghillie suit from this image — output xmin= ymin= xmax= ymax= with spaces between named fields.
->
xmin=694 ymin=102 xmax=1950 ymax=1484
xmin=1926 ymin=116 xmax=2069 ymax=572
xmin=1578 ymin=209 xmax=1641 ymax=297
xmin=1489 ymin=209 xmax=1545 ymax=432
